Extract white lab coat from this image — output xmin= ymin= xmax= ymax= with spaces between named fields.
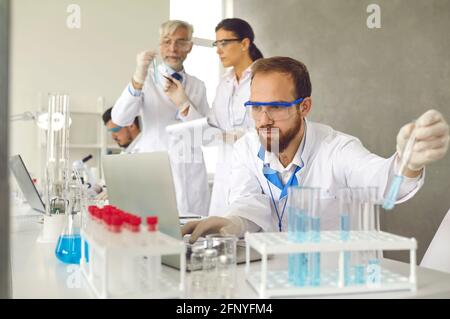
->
xmin=112 ymin=64 xmax=210 ymax=215
xmin=207 ymin=66 xmax=254 ymax=216
xmin=226 ymin=120 xmax=425 ymax=233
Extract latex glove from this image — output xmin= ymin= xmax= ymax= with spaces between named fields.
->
xmin=163 ymin=75 xmax=190 ymax=111
xmin=132 ymin=50 xmax=157 ymax=85
xmin=181 ymin=216 xmax=242 ymax=244
xmin=397 ymin=109 xmax=449 ymax=172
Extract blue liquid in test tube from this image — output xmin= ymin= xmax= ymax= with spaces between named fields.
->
xmin=288 ymin=254 xmax=296 ymax=283
xmin=343 ymin=251 xmax=351 ymax=286
xmin=367 ymin=259 xmax=381 ymax=285
xmin=310 ymin=216 xmax=321 ymax=286
xmin=353 ymin=264 xmax=366 ymax=285
xmin=288 ymin=206 xmax=296 ymax=283
xmin=340 ymin=213 xmax=350 ymax=241
xmin=383 ymin=127 xmax=416 ymax=210
xmin=295 ymin=253 xmax=308 ymax=287
xmin=294 ymin=209 xmax=309 ymax=286
xmin=340 ymin=213 xmax=351 ymax=286
xmin=310 ymin=252 xmax=321 ymax=286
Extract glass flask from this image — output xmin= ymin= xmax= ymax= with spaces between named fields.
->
xmin=55 ymin=180 xmax=83 ymax=264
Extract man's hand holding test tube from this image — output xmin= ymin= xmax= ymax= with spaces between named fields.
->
xmin=384 ymin=109 xmax=449 ymax=210
xmin=132 ymin=49 xmax=158 ymax=90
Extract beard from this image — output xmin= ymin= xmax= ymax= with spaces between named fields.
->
xmin=116 ymin=130 xmax=132 ymax=148
xmin=119 ymin=141 xmax=131 ymax=148
xmin=257 ymin=117 xmax=302 ymax=154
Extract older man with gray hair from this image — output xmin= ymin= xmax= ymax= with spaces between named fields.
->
xmin=112 ymin=20 xmax=210 ymax=215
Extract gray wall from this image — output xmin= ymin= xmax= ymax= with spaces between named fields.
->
xmin=235 ymin=0 xmax=450 ymax=262
xmin=0 ymin=0 xmax=11 ymax=299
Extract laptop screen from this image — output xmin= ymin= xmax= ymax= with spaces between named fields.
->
xmin=9 ymin=154 xmax=45 ymax=213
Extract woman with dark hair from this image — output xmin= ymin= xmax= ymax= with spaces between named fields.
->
xmin=208 ymin=18 xmax=263 ymax=216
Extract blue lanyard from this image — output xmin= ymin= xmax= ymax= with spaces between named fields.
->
xmin=265 ymin=166 xmax=301 ymax=232
xmin=258 ymin=146 xmax=302 ymax=231
xmin=267 ymin=181 xmax=287 ymax=232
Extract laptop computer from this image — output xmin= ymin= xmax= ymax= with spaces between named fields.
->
xmin=9 ymin=154 xmax=45 ymax=213
xmin=102 ymin=152 xmax=261 ymax=270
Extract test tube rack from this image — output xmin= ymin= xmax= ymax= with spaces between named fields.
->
xmin=245 ymin=231 xmax=417 ymax=298
xmin=80 ymin=230 xmax=186 ymax=299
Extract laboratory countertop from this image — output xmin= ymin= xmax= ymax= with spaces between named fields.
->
xmin=11 ymin=203 xmax=450 ymax=299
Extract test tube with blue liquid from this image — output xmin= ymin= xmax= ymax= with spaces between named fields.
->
xmin=346 ymin=187 xmax=381 ymax=286
xmin=339 ymin=187 xmax=366 ymax=286
xmin=353 ymin=259 xmax=366 ymax=285
xmin=308 ymin=188 xmax=321 ymax=286
xmin=287 ymin=186 xmax=298 ymax=283
xmin=365 ymin=187 xmax=381 ymax=285
xmin=352 ymin=188 xmax=368 ymax=285
xmin=383 ymin=125 xmax=416 ymax=210
xmin=294 ymin=187 xmax=311 ymax=287
xmin=338 ymin=188 xmax=352 ymax=286
xmin=297 ymin=187 xmax=322 ymax=287
xmin=295 ymin=190 xmax=309 ymax=244
xmin=367 ymin=258 xmax=382 ymax=286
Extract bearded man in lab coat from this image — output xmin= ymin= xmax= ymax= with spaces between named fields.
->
xmin=183 ymin=56 xmax=450 ymax=242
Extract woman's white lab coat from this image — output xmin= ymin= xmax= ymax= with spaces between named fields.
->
xmin=226 ymin=120 xmax=425 ymax=232
xmin=207 ymin=66 xmax=254 ymax=216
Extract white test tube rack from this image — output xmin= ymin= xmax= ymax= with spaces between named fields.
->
xmin=80 ymin=229 xmax=186 ymax=299
xmin=245 ymin=231 xmax=417 ymax=298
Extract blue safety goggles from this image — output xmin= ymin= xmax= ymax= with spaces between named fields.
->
xmin=244 ymin=97 xmax=305 ymax=108
xmin=107 ymin=126 xmax=123 ymax=133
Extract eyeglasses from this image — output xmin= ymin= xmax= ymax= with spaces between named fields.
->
xmin=212 ymin=38 xmax=242 ymax=49
xmin=160 ymin=38 xmax=192 ymax=51
xmin=244 ymin=97 xmax=305 ymax=121
xmin=107 ymin=126 xmax=122 ymax=133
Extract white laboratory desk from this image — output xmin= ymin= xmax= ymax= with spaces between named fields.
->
xmin=11 ymin=203 xmax=450 ymax=299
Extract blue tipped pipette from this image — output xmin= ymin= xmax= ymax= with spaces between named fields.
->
xmin=383 ymin=126 xmax=416 ymax=210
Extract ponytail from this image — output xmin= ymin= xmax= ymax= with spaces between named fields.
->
xmin=249 ymin=43 xmax=263 ymax=61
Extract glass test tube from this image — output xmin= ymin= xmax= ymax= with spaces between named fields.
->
xmin=365 ymin=187 xmax=381 ymax=285
xmin=383 ymin=126 xmax=416 ymax=210
xmin=308 ymin=188 xmax=321 ymax=286
xmin=339 ymin=187 xmax=365 ymax=285
xmin=287 ymin=186 xmax=298 ymax=283
xmin=295 ymin=187 xmax=320 ymax=287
